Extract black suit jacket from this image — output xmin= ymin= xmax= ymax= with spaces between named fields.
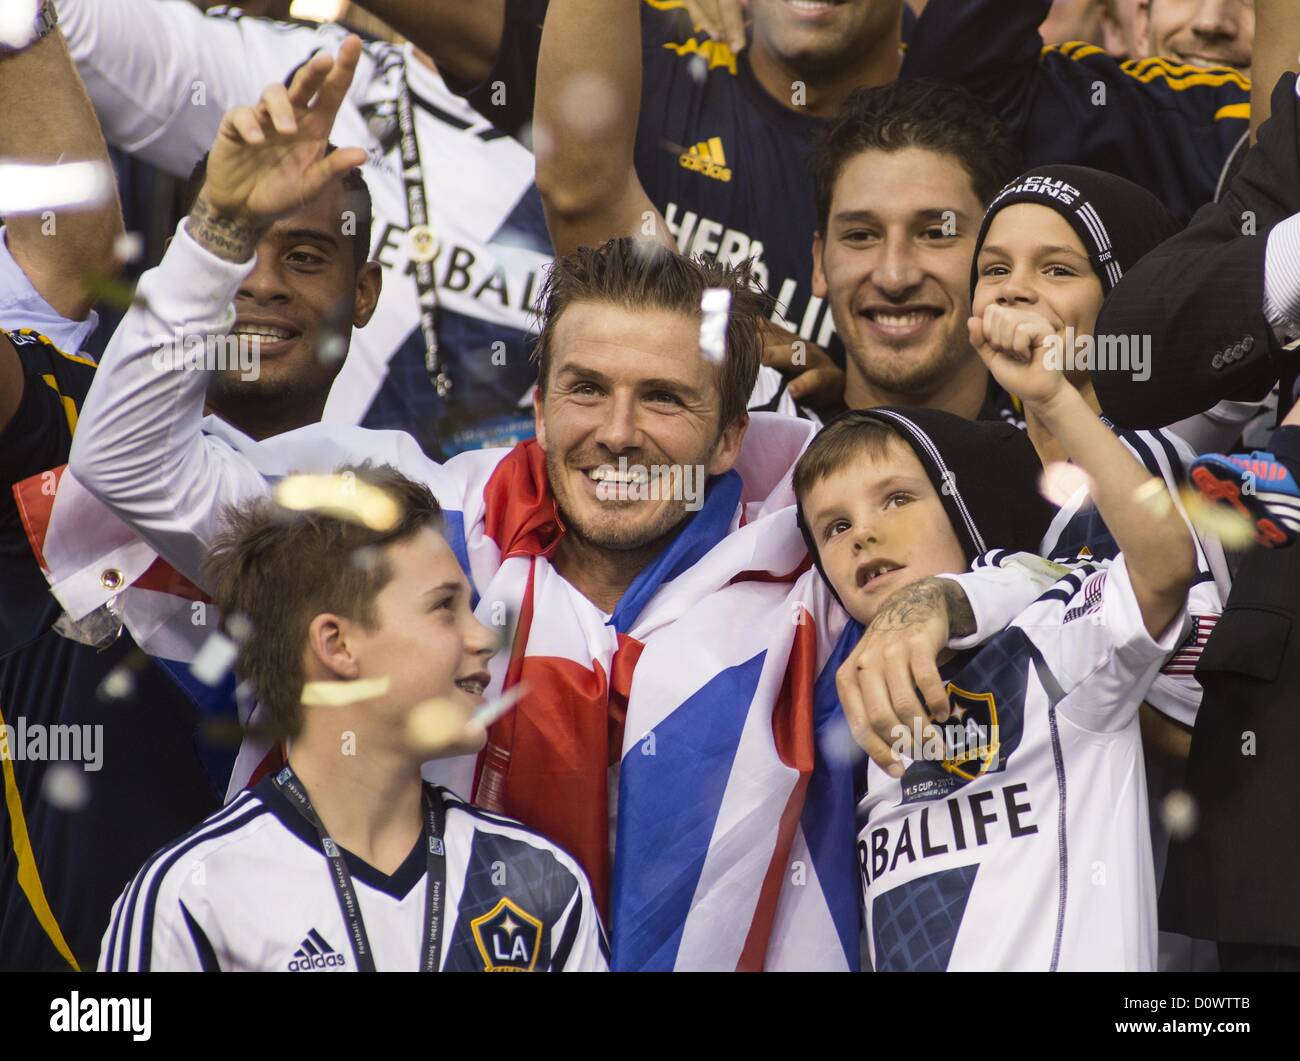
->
xmin=1093 ymin=74 xmax=1300 ymax=429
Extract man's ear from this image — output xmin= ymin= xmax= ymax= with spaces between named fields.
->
xmin=306 ymin=613 xmax=362 ymax=682
xmin=812 ymin=231 xmax=828 ymax=300
xmin=352 ymin=262 xmax=383 ymax=328
xmin=707 ymin=414 xmax=748 ymax=477
xmin=532 ymin=381 xmax=548 ymax=452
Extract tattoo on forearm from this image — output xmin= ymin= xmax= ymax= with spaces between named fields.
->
xmin=185 ymin=195 xmax=264 ymax=263
xmin=869 ymin=578 xmax=975 ymax=639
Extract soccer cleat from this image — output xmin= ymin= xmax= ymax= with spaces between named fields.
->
xmin=1189 ymin=451 xmax=1300 ymax=548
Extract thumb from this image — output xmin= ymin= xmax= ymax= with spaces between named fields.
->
xmin=967 ymin=315 xmax=986 ymax=350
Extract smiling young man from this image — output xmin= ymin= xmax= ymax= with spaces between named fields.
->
xmin=809 ymin=80 xmax=1023 ymax=421
xmin=101 ymin=465 xmax=607 ymax=972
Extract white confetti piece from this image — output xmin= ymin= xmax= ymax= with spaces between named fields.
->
xmin=1160 ymin=789 xmax=1199 ymax=841
xmin=0 ymin=1 xmax=39 ymax=49
xmin=97 ymin=666 xmax=136 ymax=702
xmin=191 ymin=630 xmax=239 ymax=686
xmin=42 ymin=764 xmax=90 ymax=812
xmin=113 ymin=232 xmax=144 ymax=264
xmin=1039 ymin=461 xmax=1093 ymax=508
xmin=0 ymin=161 xmax=115 ymax=216
xmin=471 ymin=683 xmax=527 ymax=729
xmin=699 ymin=287 xmax=731 ymax=364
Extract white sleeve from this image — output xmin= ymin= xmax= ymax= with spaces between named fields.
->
xmin=99 ymin=876 xmax=208 ymax=972
xmin=553 ymin=874 xmax=610 ymax=972
xmin=0 ymin=227 xmax=98 ymax=354
xmin=1018 ymin=554 xmax=1190 ymax=733
xmin=60 ymin=0 xmax=370 ymax=178
xmin=1264 ymin=211 xmax=1300 ymax=345
xmin=67 ymin=220 xmax=270 ymax=585
xmin=937 ymin=551 xmax=1075 ymax=651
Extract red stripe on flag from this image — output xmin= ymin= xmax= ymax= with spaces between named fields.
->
xmin=736 ymin=615 xmax=818 ymax=971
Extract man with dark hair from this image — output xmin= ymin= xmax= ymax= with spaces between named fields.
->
xmin=808 ymin=80 xmax=1024 ymax=419
xmin=102 ymin=463 xmax=607 ymax=972
xmin=176 ymin=148 xmax=381 ymax=440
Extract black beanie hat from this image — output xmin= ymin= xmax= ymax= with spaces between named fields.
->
xmin=797 ymin=407 xmax=1056 ymax=593
xmin=970 ymin=165 xmax=1181 ymax=299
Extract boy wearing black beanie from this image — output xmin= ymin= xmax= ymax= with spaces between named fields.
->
xmin=793 ymin=330 xmax=1196 ymax=969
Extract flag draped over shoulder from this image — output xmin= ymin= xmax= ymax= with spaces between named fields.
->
xmin=19 ymin=412 xmax=862 ymax=969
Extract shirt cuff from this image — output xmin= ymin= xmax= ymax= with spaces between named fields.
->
xmin=1263 ymin=212 xmax=1300 ymax=341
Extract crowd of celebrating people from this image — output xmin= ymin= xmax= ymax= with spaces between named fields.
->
xmin=1 ymin=0 xmax=1297 ymax=974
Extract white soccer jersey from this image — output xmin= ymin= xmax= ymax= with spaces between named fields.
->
xmin=100 ymin=779 xmax=608 ymax=972
xmin=1037 ymin=424 xmax=1229 ymax=727
xmin=859 ymin=555 xmax=1188 ymax=972
xmin=59 ymin=0 xmax=802 ymax=459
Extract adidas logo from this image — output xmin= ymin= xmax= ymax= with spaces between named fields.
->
xmin=286 ymin=929 xmax=348 ymax=971
xmin=679 ymin=137 xmax=733 ymax=182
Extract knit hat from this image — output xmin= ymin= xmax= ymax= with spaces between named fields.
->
xmin=796 ymin=407 xmax=1057 ymax=592
xmin=970 ymin=165 xmax=1181 ymax=298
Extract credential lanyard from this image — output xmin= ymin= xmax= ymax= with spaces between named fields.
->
xmin=273 ymin=765 xmax=447 ymax=973
xmin=392 ymin=63 xmax=451 ymax=398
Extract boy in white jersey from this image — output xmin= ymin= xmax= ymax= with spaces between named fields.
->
xmin=101 ymin=463 xmax=607 ymax=971
xmin=794 ymin=306 xmax=1197 ymax=969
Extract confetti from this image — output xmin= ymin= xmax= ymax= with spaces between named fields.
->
xmin=301 ymin=675 xmax=391 ymax=707
xmin=191 ymin=630 xmax=239 ymax=686
xmin=42 ymin=764 xmax=90 ymax=812
xmin=1132 ymin=476 xmax=1173 ymax=519
xmin=113 ymin=232 xmax=144 ymax=265
xmin=1178 ymin=486 xmax=1259 ymax=549
xmin=1160 ymin=789 xmax=1199 ymax=841
xmin=97 ymin=666 xmax=137 ymax=703
xmin=0 ymin=161 xmax=115 ymax=216
xmin=407 ymin=698 xmax=469 ymax=751
xmin=558 ymin=73 xmax=622 ymax=141
xmin=699 ymin=287 xmax=731 ymax=364
xmin=0 ymin=1 xmax=39 ymax=49
xmin=1038 ymin=461 xmax=1093 ymax=508
xmin=288 ymin=0 xmax=348 ymax=22
xmin=274 ymin=473 xmax=402 ymax=531
xmin=471 ymin=683 xmax=527 ymax=729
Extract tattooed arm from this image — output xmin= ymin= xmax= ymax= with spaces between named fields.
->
xmin=836 ymin=576 xmax=975 ymax=778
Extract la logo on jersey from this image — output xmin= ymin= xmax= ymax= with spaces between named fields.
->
xmin=287 ymin=929 xmax=348 ymax=971
xmin=470 ymin=898 xmax=543 ymax=972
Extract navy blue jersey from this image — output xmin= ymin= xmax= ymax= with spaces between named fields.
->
xmin=456 ymin=0 xmax=843 ymax=358
xmin=904 ymin=0 xmax=1250 ymax=222
xmin=0 ymin=329 xmax=218 ymax=971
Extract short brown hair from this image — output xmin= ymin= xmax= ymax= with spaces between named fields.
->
xmin=794 ymin=415 xmax=906 ymax=506
xmin=203 ymin=464 xmax=443 ymax=736
xmin=532 ymin=237 xmax=771 ymax=431
xmin=810 ymin=79 xmax=1021 ymax=234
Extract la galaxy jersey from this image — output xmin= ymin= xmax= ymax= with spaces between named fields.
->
xmin=100 ymin=779 xmax=608 ymax=972
xmin=1038 ymin=424 xmax=1229 ymax=727
xmin=457 ymin=0 xmax=842 ymax=359
xmin=855 ymin=555 xmax=1187 ymax=972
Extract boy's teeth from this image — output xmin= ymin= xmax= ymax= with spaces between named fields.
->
xmin=455 ymin=679 xmax=484 ymax=695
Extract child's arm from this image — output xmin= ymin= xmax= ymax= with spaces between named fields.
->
xmin=970 ymin=305 xmax=1197 ymax=639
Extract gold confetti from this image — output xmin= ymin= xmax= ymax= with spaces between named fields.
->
xmin=300 ymin=675 xmax=391 ymax=707
xmin=1132 ymin=476 xmax=1173 ymax=519
xmin=1178 ymin=486 xmax=1259 ymax=549
xmin=407 ymin=698 xmax=471 ymax=751
xmin=1160 ymin=789 xmax=1199 ymax=841
xmin=1039 ymin=461 xmax=1093 ymax=508
xmin=274 ymin=473 xmax=401 ymax=531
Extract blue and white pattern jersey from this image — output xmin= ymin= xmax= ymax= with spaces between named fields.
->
xmin=99 ymin=779 xmax=608 ymax=972
xmin=856 ymin=555 xmax=1187 ymax=972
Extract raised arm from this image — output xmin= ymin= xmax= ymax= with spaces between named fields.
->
xmin=68 ymin=39 xmax=370 ymax=582
xmin=533 ymin=0 xmax=666 ymax=256
xmin=351 ymin=0 xmax=507 ymax=88
xmin=1249 ymin=0 xmax=1300 ymax=139
xmin=972 ymin=305 xmax=1196 ymax=638
xmin=1 ymin=16 xmax=123 ymax=323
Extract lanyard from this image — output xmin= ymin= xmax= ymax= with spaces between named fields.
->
xmin=273 ymin=765 xmax=447 ymax=973
xmin=391 ymin=60 xmax=451 ymax=398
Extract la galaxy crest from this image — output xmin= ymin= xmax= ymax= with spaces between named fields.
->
xmin=471 ymin=898 xmax=543 ymax=972
xmin=900 ymin=681 xmax=1015 ymax=804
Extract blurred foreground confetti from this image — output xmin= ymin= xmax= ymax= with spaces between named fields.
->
xmin=1039 ymin=461 xmax=1093 ymax=508
xmin=301 ymin=675 xmax=391 ymax=707
xmin=1178 ymin=486 xmax=1258 ymax=550
xmin=275 ymin=473 xmax=401 ymax=531
xmin=0 ymin=160 xmax=115 ymax=215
